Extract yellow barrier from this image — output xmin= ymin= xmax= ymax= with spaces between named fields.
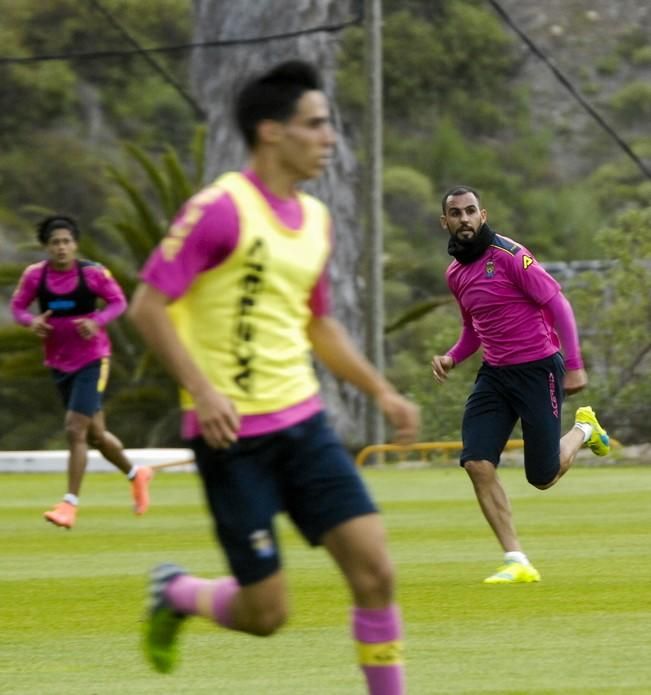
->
xmin=355 ymin=439 xmax=525 ymax=467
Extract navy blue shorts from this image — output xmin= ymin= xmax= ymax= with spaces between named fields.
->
xmin=51 ymin=358 xmax=109 ymax=417
xmin=190 ymin=411 xmax=378 ymax=586
xmin=460 ymin=353 xmax=565 ymax=487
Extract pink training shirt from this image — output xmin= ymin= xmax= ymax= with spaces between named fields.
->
xmin=10 ymin=260 xmax=126 ymax=373
xmin=446 ymin=234 xmax=580 ymax=368
xmin=141 ymin=169 xmax=331 ymax=439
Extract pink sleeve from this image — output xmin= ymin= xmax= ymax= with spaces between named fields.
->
xmin=544 ymin=291 xmax=584 ymax=370
xmin=85 ymin=266 xmax=127 ymax=326
xmin=308 ymin=219 xmax=333 ymax=316
xmin=511 ymin=247 xmax=561 ymax=305
xmin=10 ymin=265 xmax=41 ymax=327
xmin=308 ymin=269 xmax=331 ymax=316
xmin=141 ymin=191 xmax=240 ymax=299
xmin=447 ymin=305 xmax=481 ymax=365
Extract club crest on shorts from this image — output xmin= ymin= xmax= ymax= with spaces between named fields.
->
xmin=249 ymin=529 xmax=276 ymax=558
xmin=485 ymin=260 xmax=495 ymax=278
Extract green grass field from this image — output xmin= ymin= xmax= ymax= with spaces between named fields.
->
xmin=2 ymin=465 xmax=650 ymax=695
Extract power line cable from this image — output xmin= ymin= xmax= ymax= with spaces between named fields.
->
xmin=87 ymin=0 xmax=205 ymax=119
xmin=0 ymin=15 xmax=362 ymax=65
xmin=487 ymin=0 xmax=651 ymax=179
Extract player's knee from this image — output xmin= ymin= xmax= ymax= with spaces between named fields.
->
xmin=351 ymin=556 xmax=396 ymax=605
xmin=532 ymin=478 xmax=557 ymax=490
xmin=247 ymin=603 xmax=288 ymax=637
xmin=65 ymin=421 xmax=88 ymax=444
xmin=87 ymin=428 xmax=105 ymax=448
xmin=527 ymin=467 xmax=559 ymax=490
xmin=464 ymin=459 xmax=496 ymax=486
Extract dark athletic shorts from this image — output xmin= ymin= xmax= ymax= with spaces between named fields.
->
xmin=190 ymin=411 xmax=378 ymax=586
xmin=460 ymin=352 xmax=565 ymax=487
xmin=51 ymin=358 xmax=109 ymax=417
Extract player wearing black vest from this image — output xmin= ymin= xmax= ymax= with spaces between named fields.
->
xmin=10 ymin=215 xmax=153 ymax=528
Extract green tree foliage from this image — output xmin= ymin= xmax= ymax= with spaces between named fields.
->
xmin=0 ymin=0 xmax=196 ymax=219
xmin=0 ymin=5 xmax=77 ymax=146
xmin=0 ymin=326 xmax=62 ymax=449
xmin=588 ymin=141 xmax=651 ymax=212
xmin=0 ymin=134 xmax=110 ymax=232
xmin=567 ymin=205 xmax=651 ymax=443
xmin=383 ymin=165 xmax=446 ymax=306
xmin=609 ymin=81 xmax=651 ymax=126
xmin=7 ymin=0 xmax=193 ymax=140
xmin=339 ymin=2 xmax=517 ymax=131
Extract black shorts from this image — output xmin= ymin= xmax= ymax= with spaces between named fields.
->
xmin=190 ymin=411 xmax=378 ymax=586
xmin=51 ymin=358 xmax=109 ymax=417
xmin=460 ymin=353 xmax=565 ymax=487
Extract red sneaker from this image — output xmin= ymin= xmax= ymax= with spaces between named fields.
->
xmin=132 ymin=467 xmax=154 ymax=515
xmin=44 ymin=501 xmax=77 ymax=529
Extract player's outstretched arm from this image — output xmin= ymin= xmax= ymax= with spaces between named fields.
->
xmin=128 ymin=283 xmax=240 ymax=448
xmin=544 ymin=291 xmax=588 ymax=395
xmin=307 ymin=315 xmax=420 ymax=444
xmin=433 ymin=310 xmax=479 ymax=382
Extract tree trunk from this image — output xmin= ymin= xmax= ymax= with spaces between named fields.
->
xmin=191 ymin=0 xmax=366 ymax=446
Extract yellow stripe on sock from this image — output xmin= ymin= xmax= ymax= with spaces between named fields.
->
xmin=97 ymin=357 xmax=110 ymax=393
xmin=357 ymin=640 xmax=404 ymax=666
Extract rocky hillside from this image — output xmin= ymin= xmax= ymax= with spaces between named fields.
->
xmin=498 ymin=0 xmax=651 ymax=179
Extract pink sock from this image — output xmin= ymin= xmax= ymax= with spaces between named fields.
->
xmin=164 ymin=575 xmax=212 ymax=615
xmin=211 ymin=576 xmax=240 ymax=628
xmin=165 ymin=575 xmax=240 ymax=628
xmin=352 ymin=605 xmax=405 ymax=695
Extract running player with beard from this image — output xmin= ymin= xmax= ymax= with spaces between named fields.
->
xmin=431 ymin=186 xmax=610 ymax=584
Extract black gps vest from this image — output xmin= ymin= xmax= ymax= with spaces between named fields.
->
xmin=37 ymin=261 xmax=98 ymax=317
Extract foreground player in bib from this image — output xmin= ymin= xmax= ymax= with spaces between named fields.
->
xmin=10 ymin=215 xmax=153 ymax=528
xmin=129 ymin=61 xmax=420 ymax=693
xmin=431 ymin=186 xmax=610 ymax=584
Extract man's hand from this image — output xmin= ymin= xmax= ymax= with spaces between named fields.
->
xmin=193 ymin=386 xmax=241 ymax=449
xmin=376 ymin=390 xmax=421 ymax=445
xmin=73 ymin=317 xmax=100 ymax=340
xmin=431 ymin=354 xmax=454 ymax=383
xmin=564 ymin=368 xmax=588 ymax=395
xmin=30 ymin=310 xmax=53 ymax=339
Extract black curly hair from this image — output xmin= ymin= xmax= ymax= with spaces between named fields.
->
xmin=36 ymin=215 xmax=81 ymax=245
